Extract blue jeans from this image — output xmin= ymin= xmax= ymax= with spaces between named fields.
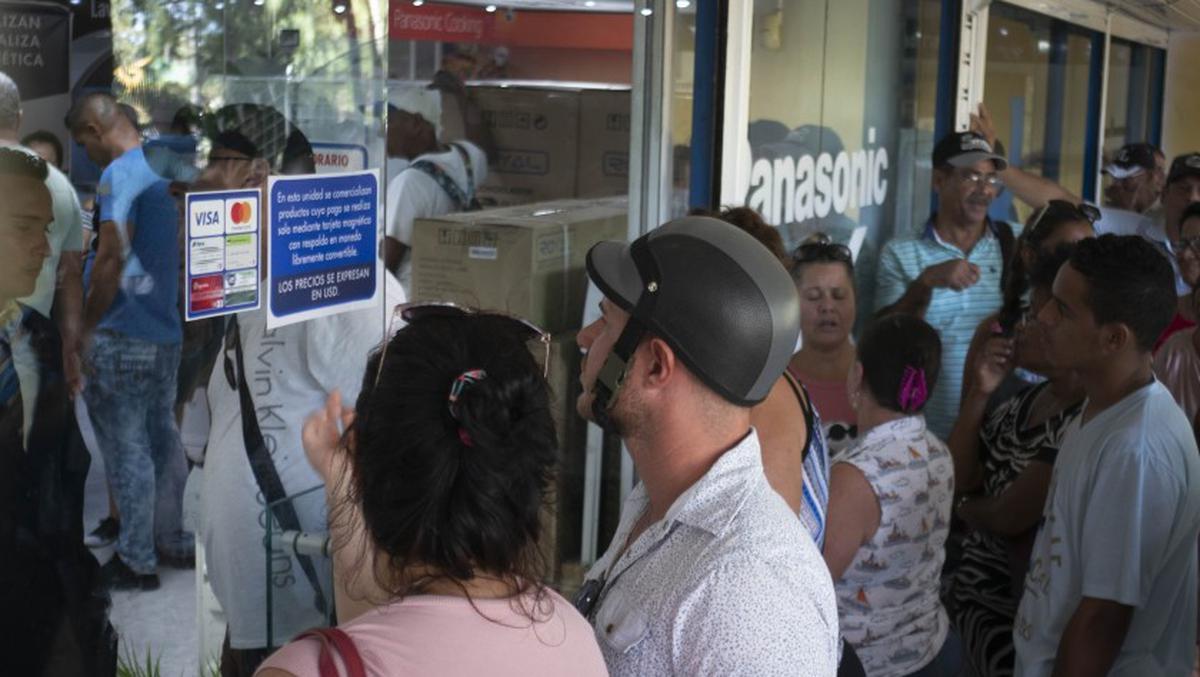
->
xmin=84 ymin=332 xmax=192 ymax=574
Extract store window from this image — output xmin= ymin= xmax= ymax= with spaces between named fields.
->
xmin=62 ymin=0 xmax=642 ymax=673
xmin=742 ymin=0 xmax=943 ymax=327
xmin=983 ymin=2 xmax=1101 ymax=220
xmin=1104 ymin=38 xmax=1166 ymax=157
xmin=669 ymin=2 xmax=697 ymax=218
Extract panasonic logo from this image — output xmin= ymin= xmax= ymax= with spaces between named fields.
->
xmin=747 ymin=127 xmax=889 ymax=227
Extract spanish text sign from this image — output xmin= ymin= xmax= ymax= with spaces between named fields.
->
xmin=266 ymin=170 xmax=382 ymax=329
xmin=184 ymin=188 xmax=262 ymax=321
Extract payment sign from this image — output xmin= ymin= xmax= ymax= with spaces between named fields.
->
xmin=184 ymin=188 xmax=262 ymax=320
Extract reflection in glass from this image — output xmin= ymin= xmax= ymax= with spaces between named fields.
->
xmin=743 ymin=0 xmax=942 ymax=332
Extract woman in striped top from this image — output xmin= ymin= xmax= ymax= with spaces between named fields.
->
xmin=944 ymin=246 xmax=1086 ymax=676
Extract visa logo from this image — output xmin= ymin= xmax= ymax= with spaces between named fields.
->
xmin=194 ymin=210 xmax=221 ymax=227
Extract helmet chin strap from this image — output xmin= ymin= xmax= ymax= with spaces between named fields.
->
xmin=588 ymin=237 xmax=661 ymax=433
xmin=589 ymin=320 xmax=646 ymax=433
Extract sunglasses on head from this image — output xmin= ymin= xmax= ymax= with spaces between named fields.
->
xmin=792 ymin=233 xmax=853 ymax=266
xmin=374 ymin=301 xmax=552 ymax=390
xmin=1027 ymin=200 xmax=1101 ymax=236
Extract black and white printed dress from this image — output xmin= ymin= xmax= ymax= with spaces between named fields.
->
xmin=944 ymin=382 xmax=1082 ymax=677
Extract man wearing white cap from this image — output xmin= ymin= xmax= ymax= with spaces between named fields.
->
xmin=383 ymin=86 xmax=488 ymax=293
xmin=1102 ymin=143 xmax=1166 ymax=215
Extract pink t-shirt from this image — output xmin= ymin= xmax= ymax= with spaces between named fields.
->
xmin=256 ymin=590 xmax=607 ymax=677
xmin=1154 ymin=328 xmax=1200 ymax=427
xmin=791 ymin=369 xmax=858 ymax=456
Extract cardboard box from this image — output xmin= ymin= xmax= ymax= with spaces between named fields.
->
xmin=576 ymin=90 xmax=631 ymax=199
xmin=440 ymin=82 xmax=632 ymax=207
xmin=471 ymin=86 xmax=581 ymax=207
xmin=410 ymin=197 xmax=628 ymax=334
xmin=541 ymin=330 xmax=587 ymax=588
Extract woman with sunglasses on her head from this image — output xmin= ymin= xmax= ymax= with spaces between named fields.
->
xmin=256 ymin=306 xmax=607 ymax=677
xmin=943 ymin=246 xmax=1086 ymax=677
xmin=822 ymin=314 xmax=960 ymax=677
xmin=789 ymin=234 xmax=859 ymax=456
xmin=958 ymin=200 xmax=1096 ymax=407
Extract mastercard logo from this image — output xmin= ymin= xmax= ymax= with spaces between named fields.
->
xmin=229 ymin=201 xmax=254 ymax=225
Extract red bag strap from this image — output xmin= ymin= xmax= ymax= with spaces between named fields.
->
xmin=295 ymin=628 xmax=367 ymax=677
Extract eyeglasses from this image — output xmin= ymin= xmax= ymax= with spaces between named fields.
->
xmin=1027 ymin=199 xmax=1101 ymax=236
xmin=956 ymin=170 xmax=1005 ymax=191
xmin=373 ymin=301 xmax=552 ymax=390
xmin=1173 ymin=236 xmax=1200 ymax=253
xmin=792 ymin=233 xmax=853 ymax=266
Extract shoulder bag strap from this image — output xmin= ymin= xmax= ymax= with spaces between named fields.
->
xmin=409 ymin=159 xmax=470 ymax=211
xmin=295 ymin=628 xmax=368 ymax=677
xmin=782 ymin=369 xmax=815 ymax=462
xmin=448 ymin=142 xmax=479 ymax=207
xmin=227 ymin=317 xmax=329 ymax=616
xmin=992 ymin=218 xmax=1017 ymax=293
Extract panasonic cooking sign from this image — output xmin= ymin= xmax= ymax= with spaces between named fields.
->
xmin=747 ymin=127 xmax=889 ymax=226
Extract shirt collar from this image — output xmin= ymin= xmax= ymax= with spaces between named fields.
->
xmin=922 ymin=213 xmax=1002 ymax=245
xmin=1137 ymin=215 xmax=1171 ymax=248
xmin=858 ymin=415 xmax=926 ymax=447
xmin=0 ymin=302 xmax=27 ymax=338
xmin=658 ymin=429 xmax=764 ymax=538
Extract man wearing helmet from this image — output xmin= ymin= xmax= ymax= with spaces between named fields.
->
xmin=573 ymin=216 xmax=840 ymax=675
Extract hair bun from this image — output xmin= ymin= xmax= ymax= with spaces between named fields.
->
xmin=453 ymin=368 xmax=541 ymax=452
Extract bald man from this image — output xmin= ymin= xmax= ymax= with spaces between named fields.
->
xmin=0 ymin=147 xmax=118 ymax=675
xmin=68 ymin=92 xmax=191 ymax=590
xmin=0 ymin=70 xmax=85 ymax=401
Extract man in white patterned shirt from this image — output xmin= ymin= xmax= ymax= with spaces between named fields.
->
xmin=573 ymin=216 xmax=839 ymax=675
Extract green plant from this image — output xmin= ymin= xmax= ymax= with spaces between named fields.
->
xmin=202 ymin=653 xmax=222 ymax=677
xmin=115 ymin=644 xmax=162 ymax=677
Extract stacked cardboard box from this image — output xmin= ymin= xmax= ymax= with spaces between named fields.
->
xmin=411 ymin=197 xmax=628 ymax=587
xmin=409 ymin=196 xmax=628 ymax=334
xmin=452 ymin=82 xmax=631 ymax=207
xmin=576 ymin=89 xmax=632 ymax=199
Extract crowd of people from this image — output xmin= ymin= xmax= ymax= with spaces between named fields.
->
xmin=3 ymin=56 xmax=1200 ymax=677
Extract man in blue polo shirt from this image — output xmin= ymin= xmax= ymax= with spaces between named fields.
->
xmin=69 ymin=92 xmax=190 ymax=590
xmin=875 ymin=131 xmax=1015 ymax=439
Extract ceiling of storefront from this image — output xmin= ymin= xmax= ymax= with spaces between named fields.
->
xmin=445 ymin=0 xmax=637 ymax=11
xmin=1108 ymin=0 xmax=1200 ymax=30
xmin=1111 ymin=0 xmax=1200 ymax=31
xmin=441 ymin=0 xmax=1200 ymax=29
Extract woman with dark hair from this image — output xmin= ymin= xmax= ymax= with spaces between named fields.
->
xmin=256 ymin=306 xmax=607 ymax=677
xmin=944 ymin=247 xmax=1085 ymax=677
xmin=789 ymin=234 xmax=859 ymax=455
xmin=700 ymin=207 xmax=830 ymax=543
xmin=959 ymin=200 xmax=1096 ymax=404
xmin=823 ymin=315 xmax=960 ymax=677
xmin=20 ymin=130 xmax=64 ymax=169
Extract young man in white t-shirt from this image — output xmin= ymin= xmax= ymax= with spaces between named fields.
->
xmin=383 ymin=86 xmax=489 ymax=293
xmin=1014 ymin=234 xmax=1200 ymax=676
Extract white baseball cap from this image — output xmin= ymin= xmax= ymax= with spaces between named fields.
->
xmin=388 ymin=85 xmax=442 ymax=129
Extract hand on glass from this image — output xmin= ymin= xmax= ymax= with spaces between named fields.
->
xmin=302 ymin=390 xmax=355 ymax=483
xmin=970 ymin=102 xmax=998 ymax=150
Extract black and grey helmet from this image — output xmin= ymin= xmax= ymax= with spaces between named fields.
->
xmin=585 ymin=215 xmax=800 ymax=423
